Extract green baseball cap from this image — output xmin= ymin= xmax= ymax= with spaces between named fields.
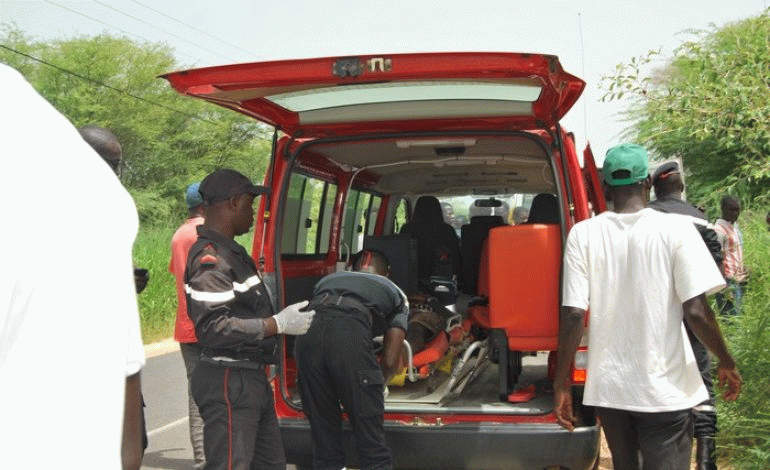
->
xmin=603 ymin=144 xmax=649 ymax=186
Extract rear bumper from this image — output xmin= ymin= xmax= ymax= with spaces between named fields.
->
xmin=280 ymin=418 xmax=600 ymax=470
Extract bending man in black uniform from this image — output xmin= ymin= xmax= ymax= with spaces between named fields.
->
xmin=186 ymin=168 xmax=315 ymax=470
xmin=295 ymin=250 xmax=408 ymax=470
xmin=648 ymin=161 xmax=722 ymax=470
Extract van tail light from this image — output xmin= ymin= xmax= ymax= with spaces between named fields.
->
xmin=571 ymin=347 xmax=588 ymax=384
xmin=547 ymin=346 xmax=588 ymax=385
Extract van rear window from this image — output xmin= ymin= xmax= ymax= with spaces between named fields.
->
xmin=282 ymin=173 xmax=337 ymax=255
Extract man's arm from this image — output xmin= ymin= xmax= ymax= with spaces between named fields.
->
xmin=695 ymin=224 xmax=724 ymax=267
xmin=122 ymin=372 xmax=144 ymax=470
xmin=381 ymin=326 xmax=406 ymax=382
xmin=553 ymin=306 xmax=586 ymax=431
xmin=683 ymin=294 xmax=742 ymax=400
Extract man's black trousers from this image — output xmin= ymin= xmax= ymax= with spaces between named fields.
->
xmin=191 ymin=359 xmax=285 ymax=470
xmin=295 ymin=311 xmax=392 ymax=470
xmin=597 ymin=407 xmax=693 ymax=470
xmin=685 ymin=322 xmax=718 ymax=438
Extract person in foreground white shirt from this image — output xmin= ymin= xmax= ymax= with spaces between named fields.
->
xmin=554 ymin=143 xmax=742 ymax=470
xmin=0 ymin=64 xmax=146 ymax=470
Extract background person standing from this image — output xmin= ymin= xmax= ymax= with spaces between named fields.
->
xmin=555 ymin=144 xmax=742 ymax=469
xmin=79 ymin=125 xmax=151 ymax=295
xmin=79 ymin=123 xmax=150 ymax=457
xmin=169 ymin=182 xmax=206 ymax=469
xmin=649 ymin=161 xmax=723 ymax=469
xmin=714 ymin=195 xmax=748 ymax=316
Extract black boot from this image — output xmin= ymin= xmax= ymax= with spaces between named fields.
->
xmin=695 ymin=437 xmax=717 ymax=470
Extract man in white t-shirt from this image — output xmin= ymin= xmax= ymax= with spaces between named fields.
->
xmin=0 ymin=64 xmax=146 ymax=470
xmin=554 ymin=143 xmax=742 ymax=469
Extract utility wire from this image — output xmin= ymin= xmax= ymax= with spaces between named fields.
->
xmin=92 ymin=0 xmax=239 ymax=63
xmin=0 ymin=43 xmax=218 ymax=124
xmin=129 ymin=0 xmax=262 ymax=60
xmin=41 ymin=0 xmax=200 ymax=65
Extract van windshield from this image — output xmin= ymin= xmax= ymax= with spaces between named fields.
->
xmin=438 ymin=194 xmax=538 ymax=231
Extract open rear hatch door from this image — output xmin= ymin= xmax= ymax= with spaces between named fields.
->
xmin=162 ymin=52 xmax=585 ymax=137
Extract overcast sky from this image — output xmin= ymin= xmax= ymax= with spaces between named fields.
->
xmin=2 ymin=0 xmax=767 ymax=161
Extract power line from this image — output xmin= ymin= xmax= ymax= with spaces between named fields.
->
xmin=91 ymin=0 xmax=239 ymax=63
xmin=40 ymin=0 xmax=200 ymax=65
xmin=0 ymin=43 xmax=218 ymax=124
xmin=129 ymin=0 xmax=262 ymax=60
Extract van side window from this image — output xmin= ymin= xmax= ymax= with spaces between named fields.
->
xmin=393 ymin=198 xmax=408 ymax=233
xmin=282 ymin=173 xmax=337 ymax=255
xmin=342 ymin=190 xmax=381 ymax=254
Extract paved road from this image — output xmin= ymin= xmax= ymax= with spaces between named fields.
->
xmin=141 ymin=349 xmax=195 ymax=470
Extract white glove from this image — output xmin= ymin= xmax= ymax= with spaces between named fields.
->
xmin=273 ymin=300 xmax=315 ymax=335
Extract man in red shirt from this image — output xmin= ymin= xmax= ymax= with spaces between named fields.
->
xmin=169 ymin=182 xmax=206 ymax=469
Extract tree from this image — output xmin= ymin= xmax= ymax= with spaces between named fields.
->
xmin=0 ymin=26 xmax=271 ymax=223
xmin=601 ymin=10 xmax=770 ymax=206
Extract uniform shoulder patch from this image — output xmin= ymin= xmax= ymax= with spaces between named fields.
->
xmin=199 ymin=244 xmax=219 ymax=268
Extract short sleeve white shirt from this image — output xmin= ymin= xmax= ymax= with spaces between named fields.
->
xmin=0 ymin=64 xmax=145 ymax=468
xmin=562 ymin=208 xmax=725 ymax=412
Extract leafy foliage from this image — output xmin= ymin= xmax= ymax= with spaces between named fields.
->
xmin=600 ymin=10 xmax=770 ymax=207
xmin=0 ymin=25 xmax=272 ymax=222
xmin=602 ymin=12 xmax=770 ymax=467
xmin=715 ymin=210 xmax=770 ymax=469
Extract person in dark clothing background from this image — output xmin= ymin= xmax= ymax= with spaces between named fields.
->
xmin=79 ymin=125 xmax=151 ymax=295
xmin=400 ymin=195 xmax=461 ymax=288
xmin=295 ymin=250 xmax=408 ymax=470
xmin=649 ymin=161 xmax=722 ymax=470
xmin=185 ymin=168 xmax=315 ymax=470
xmin=79 ymin=124 xmax=149 ymax=461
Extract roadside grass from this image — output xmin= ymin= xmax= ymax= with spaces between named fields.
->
xmin=133 ymin=224 xmax=177 ymax=344
xmin=716 ymin=208 xmax=770 ymax=469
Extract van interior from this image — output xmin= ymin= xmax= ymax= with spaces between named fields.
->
xmin=275 ymin=131 xmax=591 ymax=425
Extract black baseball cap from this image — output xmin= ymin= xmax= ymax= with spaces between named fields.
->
xmin=651 ymin=161 xmax=680 ymax=185
xmin=199 ymin=169 xmax=269 ymax=204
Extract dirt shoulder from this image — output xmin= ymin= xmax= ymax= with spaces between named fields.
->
xmin=144 ymin=337 xmax=179 ymax=358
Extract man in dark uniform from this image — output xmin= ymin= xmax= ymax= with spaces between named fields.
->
xmin=185 ymin=168 xmax=315 ymax=470
xmin=295 ymin=250 xmax=408 ymax=470
xmin=649 ymin=161 xmax=722 ymax=470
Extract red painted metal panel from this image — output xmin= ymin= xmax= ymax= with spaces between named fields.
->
xmin=162 ymin=52 xmax=585 ymax=136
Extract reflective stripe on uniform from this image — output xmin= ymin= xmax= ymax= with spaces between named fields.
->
xmin=233 ymin=275 xmax=261 ymax=292
xmin=186 ymin=285 xmax=236 ymax=302
xmin=185 ymin=275 xmax=261 ymax=303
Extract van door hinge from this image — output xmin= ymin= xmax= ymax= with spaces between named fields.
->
xmin=407 ymin=417 xmax=445 ymax=427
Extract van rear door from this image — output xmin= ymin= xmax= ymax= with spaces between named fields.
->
xmin=163 ymin=52 xmax=585 ymax=137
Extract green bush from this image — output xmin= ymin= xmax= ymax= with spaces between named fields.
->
xmin=716 ymin=207 xmax=770 ymax=469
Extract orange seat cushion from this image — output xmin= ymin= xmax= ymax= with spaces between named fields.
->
xmin=481 ymin=224 xmax=561 ymax=351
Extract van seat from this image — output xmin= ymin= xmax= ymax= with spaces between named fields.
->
xmin=460 ymin=215 xmax=506 ymax=294
xmin=364 ymin=234 xmax=418 ymax=295
xmin=478 ymin=223 xmax=561 ymax=351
